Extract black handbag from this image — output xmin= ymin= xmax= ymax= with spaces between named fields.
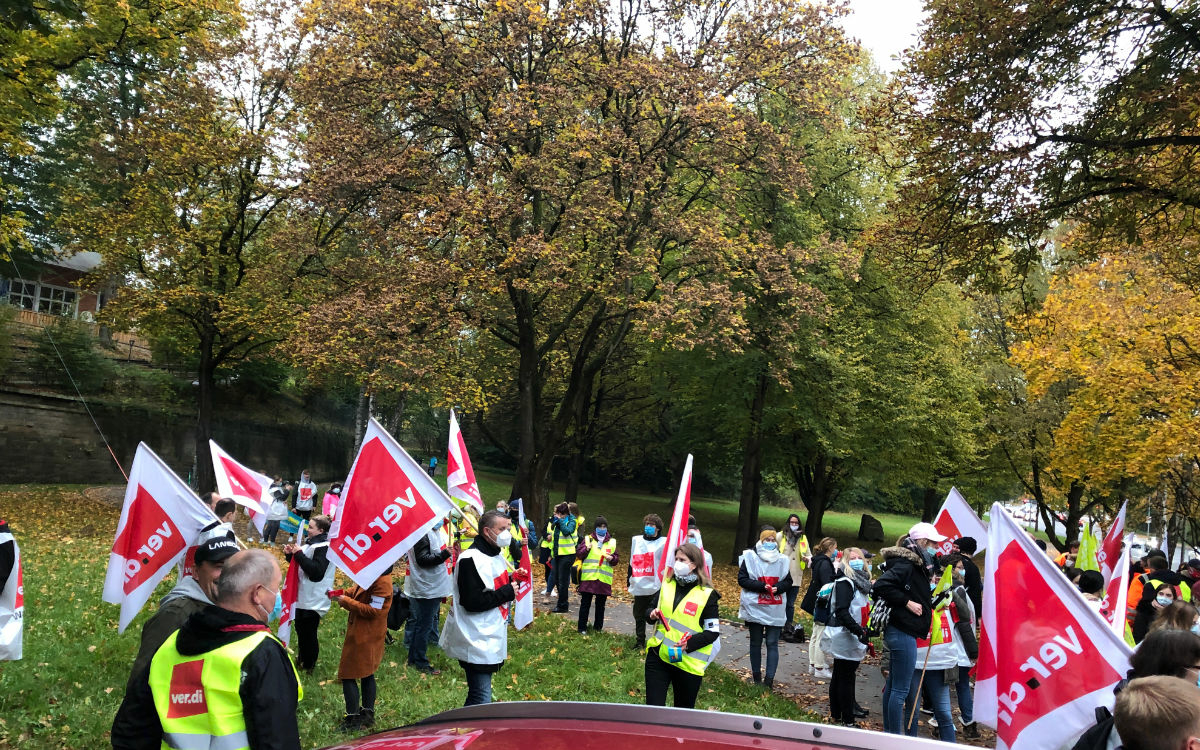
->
xmin=387 ymin=585 xmax=411 ymax=631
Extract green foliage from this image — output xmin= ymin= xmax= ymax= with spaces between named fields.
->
xmin=31 ymin=317 xmax=112 ymax=394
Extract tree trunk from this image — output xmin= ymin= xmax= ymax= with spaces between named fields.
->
xmin=921 ymin=486 xmax=939 ymax=522
xmin=194 ymin=335 xmax=216 ymax=493
xmin=794 ymin=450 xmax=836 ymax=541
xmin=732 ymin=370 xmax=769 ymax=563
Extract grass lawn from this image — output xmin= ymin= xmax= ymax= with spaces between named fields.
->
xmin=1 ymin=481 xmax=906 ymax=749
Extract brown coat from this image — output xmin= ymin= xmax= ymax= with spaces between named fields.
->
xmin=336 ymin=573 xmax=393 ymax=680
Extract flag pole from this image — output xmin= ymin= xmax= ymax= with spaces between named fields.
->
xmin=907 ymin=641 xmax=934 ymax=730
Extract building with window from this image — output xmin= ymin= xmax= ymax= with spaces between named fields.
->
xmin=1 ymin=252 xmax=103 ymax=320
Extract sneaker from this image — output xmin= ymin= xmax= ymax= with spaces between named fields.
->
xmin=921 ymin=707 xmax=934 ymax=716
xmin=853 ymin=704 xmax=869 ymax=718
xmin=928 ymin=717 xmax=939 ymax=728
xmin=813 ymin=667 xmax=832 ymax=679
xmin=578 ymin=629 xmax=589 ymax=636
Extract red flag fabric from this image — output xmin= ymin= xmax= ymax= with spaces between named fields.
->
xmin=513 ymin=499 xmax=533 ymax=630
xmin=932 ymin=487 xmax=988 ymax=557
xmin=1098 ymin=545 xmax=1130 ymax=637
xmin=1098 ymin=501 xmax=1126 ymax=584
xmin=330 ymin=418 xmax=457 ymax=588
xmin=975 ymin=502 xmax=1133 ymax=750
xmin=277 ymin=553 xmax=302 ymax=646
xmin=658 ymin=454 xmax=693 ymax=582
xmin=446 ymin=409 xmax=483 ymax=515
xmin=209 ymin=439 xmax=271 ymax=535
xmin=103 ymin=443 xmax=219 ymax=632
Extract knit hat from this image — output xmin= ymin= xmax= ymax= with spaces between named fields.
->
xmin=759 ymin=528 xmax=777 ymax=542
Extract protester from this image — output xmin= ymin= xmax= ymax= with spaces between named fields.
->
xmin=1070 ymin=629 xmax=1200 ymax=750
xmin=629 ymin=513 xmax=667 ymax=651
xmin=333 ymin=566 xmax=394 ymax=731
xmin=905 ymin=579 xmax=958 ymax=743
xmin=441 ymin=510 xmax=529 ymax=706
xmin=1149 ymin=599 xmax=1199 ymax=634
xmin=293 ymin=469 xmax=317 ymax=523
xmin=1185 ymin=559 xmax=1200 ymax=586
xmin=547 ymin=502 xmax=577 ymax=614
xmin=577 ymin=516 xmax=619 ymax=635
xmin=686 ymin=516 xmax=714 ymax=575
xmin=1134 ymin=579 xmax=1183 ymax=643
xmin=178 ymin=493 xmax=236 ymax=582
xmin=283 ymin=514 xmax=336 ymax=673
xmin=1112 ymin=676 xmax=1200 ymax=750
xmin=264 ymin=478 xmax=291 ymax=546
xmin=955 ymin=536 xmax=983 ymax=618
xmin=927 ymin=554 xmax=980 ymax=740
xmin=0 ymin=519 xmax=21 ymax=661
xmin=738 ymin=527 xmax=791 ymax=689
xmin=540 ymin=512 xmax=556 ymax=604
xmin=112 ymin=550 xmax=301 ymax=750
xmin=507 ymin=502 xmax=537 ymax=548
xmin=1055 ymin=540 xmax=1081 ymax=569
xmin=1078 ymin=570 xmax=1107 ymax=615
xmin=321 ymin=482 xmax=343 ymax=519
xmin=644 ymin=543 xmax=721 ymax=709
xmin=821 ymin=546 xmax=871 ymax=726
xmin=800 ymin=536 xmax=838 ymax=679
xmin=404 ymin=523 xmax=453 ymax=674
xmin=125 ymin=535 xmax=238 ymax=682
xmin=780 ymin=513 xmax=811 ymax=643
xmin=873 ymin=524 xmax=940 ymax=736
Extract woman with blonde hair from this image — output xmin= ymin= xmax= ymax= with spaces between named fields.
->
xmin=1149 ymin=599 xmax=1199 ymax=634
xmin=644 ymin=543 xmax=721 ymax=708
xmin=800 ymin=536 xmax=838 ymax=678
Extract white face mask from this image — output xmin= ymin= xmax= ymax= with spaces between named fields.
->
xmin=495 ymin=529 xmax=513 ymax=549
xmin=789 ymin=523 xmax=800 ymax=532
xmin=673 ymin=560 xmax=695 ymax=578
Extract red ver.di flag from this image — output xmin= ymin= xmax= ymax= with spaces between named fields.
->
xmin=513 ymin=499 xmax=533 ymax=630
xmin=209 ymin=439 xmax=271 ymax=535
xmin=330 ymin=418 xmax=457 ymax=588
xmin=276 ymin=526 xmax=305 ymax=646
xmin=1098 ymin=500 xmax=1126 ymax=584
xmin=975 ymin=502 xmax=1133 ymax=750
xmin=103 ymin=443 xmax=219 ymax=632
xmin=446 ymin=409 xmax=484 ymax=515
xmin=932 ymin=487 xmax=988 ymax=557
xmin=658 ymin=454 xmax=693 ymax=582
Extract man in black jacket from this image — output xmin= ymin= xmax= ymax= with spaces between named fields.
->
xmin=284 ymin=515 xmax=335 ymax=673
xmin=112 ymin=550 xmax=301 ymax=750
xmin=955 ymin=536 xmax=984 ymax=621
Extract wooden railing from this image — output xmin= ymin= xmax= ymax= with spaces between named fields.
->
xmin=10 ymin=307 xmax=153 ymax=362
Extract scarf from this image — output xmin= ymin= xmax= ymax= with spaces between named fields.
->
xmin=902 ymin=535 xmax=935 ymax=579
xmin=755 ymin=540 xmax=782 ymax=564
xmin=848 ymin=566 xmax=872 ymax=595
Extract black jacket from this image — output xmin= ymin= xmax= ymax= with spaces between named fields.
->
xmin=112 ymin=606 xmax=301 ymax=750
xmin=457 ymin=535 xmax=516 ymax=613
xmin=871 ymin=545 xmax=934 ymax=639
xmin=1132 ymin=569 xmax=1190 ymax=642
xmin=287 ymin=533 xmax=330 ymax=582
xmin=831 ymin=577 xmax=869 ymax=637
xmin=961 ymin=556 xmax=983 ymax=620
xmin=800 ymin=553 xmax=836 ymax=615
xmin=412 ymin=534 xmax=452 ymax=569
xmin=645 ymin=577 xmax=721 ymax=653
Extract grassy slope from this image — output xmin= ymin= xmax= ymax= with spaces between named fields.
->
xmin=1 ymin=481 xmax=899 ymax=749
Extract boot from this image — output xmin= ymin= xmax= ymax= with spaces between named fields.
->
xmin=782 ymin=624 xmax=795 ymax=641
xmin=962 ymin=721 xmax=980 ymax=739
xmin=358 ymin=708 xmax=376 ymax=730
xmin=793 ymin=625 xmax=807 ymax=643
xmin=763 ymin=677 xmax=773 ymax=690
xmin=336 ymin=712 xmax=362 ymax=732
xmin=752 ymin=672 xmax=762 ymax=685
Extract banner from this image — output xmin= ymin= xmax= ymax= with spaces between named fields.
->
xmin=103 ymin=443 xmax=219 ymax=632
xmin=975 ymin=502 xmax=1133 ymax=750
xmin=446 ymin=409 xmax=484 ymax=515
xmin=513 ymin=499 xmax=534 ymax=630
xmin=1076 ymin=519 xmax=1101 ymax=573
xmin=932 ymin=487 xmax=988 ymax=557
xmin=658 ymin=454 xmax=693 ymax=582
xmin=1098 ymin=544 xmax=1130 ymax=637
xmin=279 ymin=510 xmax=305 ymax=536
xmin=330 ymin=418 xmax=457 ymax=588
xmin=209 ymin=439 xmax=271 ymax=534
xmin=1099 ymin=501 xmax=1126 ymax=583
xmin=277 ymin=524 xmax=306 ymax=646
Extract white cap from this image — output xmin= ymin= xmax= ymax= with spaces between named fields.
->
xmin=908 ymin=522 xmax=948 ymax=543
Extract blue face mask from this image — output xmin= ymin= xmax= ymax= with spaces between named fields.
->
xmin=595 ymin=528 xmax=607 ymax=538
xmin=1192 ymin=622 xmax=1200 ymax=635
xmin=762 ymin=541 xmax=777 ymax=551
xmin=849 ymin=559 xmax=865 ymax=571
xmin=1157 ymin=595 xmax=1175 ymax=607
xmin=270 ymin=592 xmax=283 ymax=622
xmin=644 ymin=525 xmax=657 ymax=537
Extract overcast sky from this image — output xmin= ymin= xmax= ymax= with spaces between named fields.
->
xmin=840 ymin=0 xmax=927 ymax=73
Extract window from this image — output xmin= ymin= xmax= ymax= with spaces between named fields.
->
xmin=38 ymin=285 xmax=77 ymax=316
xmin=4 ymin=280 xmax=36 ymax=310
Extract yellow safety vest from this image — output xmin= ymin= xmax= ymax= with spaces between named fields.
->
xmin=148 ymin=629 xmax=302 ymax=750
xmin=554 ymin=516 xmax=578 ymax=556
xmin=540 ymin=520 xmax=553 ymax=550
xmin=580 ymin=537 xmax=617 ymax=585
xmin=782 ymin=533 xmax=811 ymax=570
xmin=458 ymin=514 xmax=479 ymax=552
xmin=648 ymin=578 xmax=717 ymax=676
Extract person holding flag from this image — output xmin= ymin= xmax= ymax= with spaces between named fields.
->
xmin=283 ymin=514 xmax=336 ymax=674
xmin=873 ymin=523 xmax=942 ymax=735
xmin=629 ymin=514 xmax=667 ymax=651
xmin=0 ymin=518 xmax=21 ymax=661
xmin=404 ymin=519 xmax=454 ymax=674
xmin=907 ymin=561 xmax=961 ymax=742
xmin=576 ymin=516 xmax=620 ymax=635
xmin=644 ymin=543 xmax=722 ymax=709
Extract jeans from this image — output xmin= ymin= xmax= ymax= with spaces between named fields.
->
xmin=906 ymin=667 xmax=955 ymax=742
xmin=747 ymin=623 xmax=782 ymax=681
xmin=644 ymin=647 xmax=703 ymax=708
xmin=262 ymin=520 xmax=281 ymax=543
xmin=829 ymin=658 xmax=861 ymax=723
xmin=956 ymin=665 xmax=974 ymax=724
xmin=785 ymin=585 xmax=800 ymax=627
xmin=632 ymin=594 xmax=655 ymax=646
xmin=295 ymin=609 xmax=322 ymax=671
xmin=578 ymin=592 xmax=607 ymax=631
xmin=463 ymin=664 xmax=493 ymax=706
xmin=882 ymin=625 xmax=917 ymax=734
xmin=552 ymin=555 xmax=574 ymax=610
xmin=406 ymin=597 xmax=441 ymax=669
xmin=809 ymin=623 xmax=828 ymax=670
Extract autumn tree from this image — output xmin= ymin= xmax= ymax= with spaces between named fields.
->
xmin=59 ymin=0 xmax=314 ymax=489
xmin=296 ymin=0 xmax=858 ymax=520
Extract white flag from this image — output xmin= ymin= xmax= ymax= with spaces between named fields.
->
xmin=103 ymin=444 xmax=218 ymax=632
xmin=975 ymin=502 xmax=1133 ymax=750
xmin=209 ymin=439 xmax=271 ymax=534
xmin=446 ymin=409 xmax=484 ymax=515
xmin=1098 ymin=501 xmax=1126 ymax=583
xmin=931 ymin=486 xmax=988 ymax=557
xmin=659 ymin=455 xmax=693 ymax=582
xmin=513 ymin=499 xmax=534 ymax=630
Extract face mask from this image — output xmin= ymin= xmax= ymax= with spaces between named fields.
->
xmin=1157 ymin=595 xmax=1174 ymax=607
xmin=761 ymin=541 xmax=777 ymax=552
xmin=1192 ymin=622 xmax=1199 ymax=635
xmin=789 ymin=523 xmax=800 ymax=532
xmin=256 ymin=587 xmax=279 ymax=624
xmin=495 ymin=530 xmax=513 ymax=549
xmin=930 ymin=582 xmax=937 ymax=590
xmin=673 ymin=560 xmax=695 ymax=578
xmin=687 ymin=533 xmax=699 ymax=544
xmin=644 ymin=525 xmax=657 ymax=537
xmin=270 ymin=592 xmax=283 ymax=622
xmin=595 ymin=528 xmax=607 ymax=538
xmin=849 ymin=559 xmax=865 ymax=571
xmin=866 ymin=563 xmax=873 ymax=574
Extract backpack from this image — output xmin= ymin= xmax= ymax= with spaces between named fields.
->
xmin=387 ymin=584 xmax=411 ymax=631
xmin=865 ymin=596 xmax=892 ymax=637
xmin=1069 ymin=706 xmax=1114 ymax=750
